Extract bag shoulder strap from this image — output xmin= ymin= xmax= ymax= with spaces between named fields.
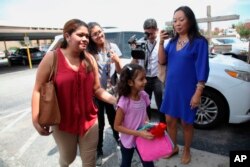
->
xmin=48 ymin=50 xmax=58 ymax=81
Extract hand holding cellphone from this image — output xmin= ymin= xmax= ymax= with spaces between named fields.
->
xmin=163 ymin=26 xmax=174 ymax=38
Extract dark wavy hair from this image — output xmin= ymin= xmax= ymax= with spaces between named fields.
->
xmin=60 ymin=19 xmax=88 ymax=60
xmin=171 ymin=6 xmax=205 ymax=43
xmin=117 ymin=64 xmax=145 ymax=98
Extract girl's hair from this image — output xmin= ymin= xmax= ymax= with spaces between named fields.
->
xmin=117 ymin=64 xmax=145 ymax=98
xmin=87 ymin=22 xmax=111 ymax=60
xmin=171 ymin=6 xmax=206 ymax=44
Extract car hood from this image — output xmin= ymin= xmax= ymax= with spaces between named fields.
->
xmin=210 ymin=54 xmax=250 ymax=72
xmin=232 ymin=42 xmax=249 ymax=51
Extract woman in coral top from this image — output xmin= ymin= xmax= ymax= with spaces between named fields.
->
xmin=31 ymin=19 xmax=116 ymax=167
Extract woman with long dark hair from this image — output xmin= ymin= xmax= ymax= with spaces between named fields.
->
xmin=158 ymin=6 xmax=210 ymax=164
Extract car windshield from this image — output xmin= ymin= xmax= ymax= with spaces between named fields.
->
xmin=218 ymin=38 xmax=243 ymax=44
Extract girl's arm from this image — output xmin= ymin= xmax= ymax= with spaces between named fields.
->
xmin=114 ymin=107 xmax=154 ymax=139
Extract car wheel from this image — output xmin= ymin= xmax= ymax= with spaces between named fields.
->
xmin=194 ymin=89 xmax=227 ymax=129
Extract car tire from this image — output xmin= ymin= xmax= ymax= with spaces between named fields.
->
xmin=194 ymin=89 xmax=228 ymax=129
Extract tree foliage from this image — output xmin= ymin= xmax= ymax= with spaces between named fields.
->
xmin=236 ymin=23 xmax=250 ymax=39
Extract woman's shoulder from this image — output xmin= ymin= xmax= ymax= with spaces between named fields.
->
xmin=193 ymin=36 xmax=208 ymax=44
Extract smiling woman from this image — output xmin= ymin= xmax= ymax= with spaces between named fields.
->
xmin=31 ymin=18 xmax=117 ymax=167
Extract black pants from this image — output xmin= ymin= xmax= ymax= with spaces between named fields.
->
xmin=145 ymin=76 xmax=166 ymax=123
xmin=95 ymin=98 xmax=119 ymax=154
xmin=120 ymin=142 xmax=154 ymax=167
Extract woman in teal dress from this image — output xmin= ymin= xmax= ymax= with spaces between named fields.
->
xmin=158 ymin=6 xmax=209 ymax=164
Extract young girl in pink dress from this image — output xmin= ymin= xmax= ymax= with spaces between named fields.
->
xmin=114 ymin=64 xmax=155 ymax=167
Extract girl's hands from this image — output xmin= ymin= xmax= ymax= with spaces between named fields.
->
xmin=139 ymin=130 xmax=154 ymax=140
xmin=109 ymin=50 xmax=120 ymax=64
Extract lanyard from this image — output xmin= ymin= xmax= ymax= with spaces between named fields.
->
xmin=144 ymin=41 xmax=156 ymax=70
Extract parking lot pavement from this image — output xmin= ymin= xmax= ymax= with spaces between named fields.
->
xmin=102 ymin=128 xmax=230 ymax=167
xmin=0 ymin=108 xmax=230 ymax=167
xmin=0 ymin=126 xmax=229 ymax=167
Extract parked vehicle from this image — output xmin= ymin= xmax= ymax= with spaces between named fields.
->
xmin=211 ymin=37 xmax=249 ymax=56
xmin=7 ymin=47 xmax=45 ymax=66
xmin=39 ymin=44 xmax=50 ymax=53
xmin=48 ymin=29 xmax=250 ymax=129
xmin=0 ymin=50 xmax=6 ymax=59
xmin=195 ymin=53 xmax=250 ymax=128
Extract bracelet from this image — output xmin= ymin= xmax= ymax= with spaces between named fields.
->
xmin=196 ymin=83 xmax=205 ymax=89
xmin=159 ymin=41 xmax=164 ymax=45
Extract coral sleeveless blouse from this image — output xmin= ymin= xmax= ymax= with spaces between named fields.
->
xmin=54 ymin=48 xmax=97 ymax=136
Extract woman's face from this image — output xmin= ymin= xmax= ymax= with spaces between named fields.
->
xmin=90 ymin=25 xmax=105 ymax=45
xmin=65 ymin=26 xmax=89 ymax=51
xmin=173 ymin=10 xmax=190 ymax=36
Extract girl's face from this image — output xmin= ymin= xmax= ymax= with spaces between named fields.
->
xmin=65 ymin=26 xmax=89 ymax=51
xmin=131 ymin=70 xmax=147 ymax=91
xmin=90 ymin=25 xmax=105 ymax=45
xmin=173 ymin=10 xmax=189 ymax=36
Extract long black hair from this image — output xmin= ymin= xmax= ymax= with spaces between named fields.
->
xmin=172 ymin=6 xmax=205 ymax=43
xmin=117 ymin=64 xmax=145 ymax=98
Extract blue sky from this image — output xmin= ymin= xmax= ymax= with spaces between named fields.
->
xmin=0 ymin=0 xmax=249 ymax=30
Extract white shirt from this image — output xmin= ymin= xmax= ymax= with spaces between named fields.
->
xmin=138 ymin=39 xmax=159 ymax=77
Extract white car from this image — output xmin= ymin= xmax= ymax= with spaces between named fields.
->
xmin=195 ymin=53 xmax=250 ymax=128
xmin=48 ymin=31 xmax=250 ymax=129
xmin=211 ymin=37 xmax=249 ymax=56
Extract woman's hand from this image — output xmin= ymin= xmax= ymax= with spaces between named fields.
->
xmin=159 ymin=30 xmax=170 ymax=45
xmin=109 ymin=50 xmax=120 ymax=63
xmin=190 ymin=93 xmax=201 ymax=109
xmin=33 ymin=121 xmax=52 ymax=136
xmin=139 ymin=130 xmax=154 ymax=140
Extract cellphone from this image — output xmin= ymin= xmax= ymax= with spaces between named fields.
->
xmin=164 ymin=26 xmax=174 ymax=38
xmin=107 ymin=52 xmax=111 ymax=58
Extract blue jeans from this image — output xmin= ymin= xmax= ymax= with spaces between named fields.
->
xmin=120 ymin=142 xmax=154 ymax=167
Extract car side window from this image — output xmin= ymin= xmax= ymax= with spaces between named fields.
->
xmin=103 ymin=31 xmax=144 ymax=59
xmin=119 ymin=32 xmax=144 ymax=59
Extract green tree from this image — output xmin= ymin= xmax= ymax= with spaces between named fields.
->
xmin=236 ymin=23 xmax=250 ymax=39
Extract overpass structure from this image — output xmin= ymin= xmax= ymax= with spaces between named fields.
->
xmin=0 ymin=25 xmax=63 ymax=41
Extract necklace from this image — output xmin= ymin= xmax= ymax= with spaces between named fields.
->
xmin=177 ymin=39 xmax=188 ymax=47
